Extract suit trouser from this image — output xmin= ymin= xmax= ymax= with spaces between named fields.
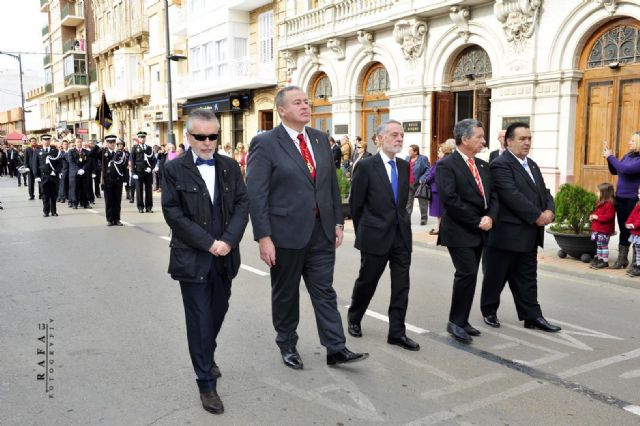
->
xmin=406 ymin=185 xmax=429 ymax=222
xmin=480 ymin=246 xmax=542 ymax=321
xmin=447 ymin=245 xmax=483 ymax=327
xmin=136 ymin=172 xmax=153 ymax=209
xmin=76 ymin=176 xmax=90 ymax=207
xmin=104 ymin=182 xmax=123 ymax=222
xmin=180 ymin=272 xmax=230 ymax=393
xmin=58 ymin=173 xmax=67 ymax=200
xmin=271 ymin=219 xmax=346 ymax=353
xmin=27 ymin=171 xmax=40 ymax=198
xmin=348 ymin=226 xmax=411 ymax=339
xmin=41 ymin=179 xmax=58 ymax=215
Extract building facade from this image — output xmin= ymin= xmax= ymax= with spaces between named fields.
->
xmin=41 ymin=0 xmax=94 ymax=139
xmin=278 ymin=0 xmax=640 ymax=192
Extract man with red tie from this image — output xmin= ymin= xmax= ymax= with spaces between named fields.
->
xmin=247 ymin=86 xmax=367 ymax=370
xmin=436 ymin=119 xmax=499 ymax=344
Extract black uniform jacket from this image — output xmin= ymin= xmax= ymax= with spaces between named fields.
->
xmin=162 ymin=150 xmax=249 ymax=282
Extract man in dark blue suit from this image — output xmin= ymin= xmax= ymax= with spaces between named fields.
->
xmin=480 ymin=122 xmax=560 ymax=333
xmin=247 ymin=86 xmax=367 ymax=370
xmin=436 ymin=119 xmax=498 ymax=344
xmin=162 ymin=108 xmax=249 ymax=415
xmin=347 ymin=120 xmax=419 ymax=350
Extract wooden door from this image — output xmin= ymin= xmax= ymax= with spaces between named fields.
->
xmin=431 ymin=91 xmax=454 ymax=163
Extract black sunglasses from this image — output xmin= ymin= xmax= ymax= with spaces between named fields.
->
xmin=189 ymin=133 xmax=218 ymax=142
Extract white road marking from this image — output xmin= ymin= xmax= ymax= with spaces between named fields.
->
xmin=344 ymin=306 xmax=429 ymax=334
xmin=406 ymin=381 xmax=544 ymax=425
xmin=159 ymin=236 xmax=170 ymax=241
xmin=620 ymin=369 xmax=640 ymax=379
xmin=624 ymin=405 xmax=640 ymax=416
xmin=488 ymin=342 xmax=520 ymax=351
xmin=240 ymin=264 xmax=269 ymax=276
xmin=559 ymin=347 xmax=640 ymax=378
xmin=119 ymin=220 xmax=135 ymax=227
xmin=477 ymin=326 xmax=568 ymax=367
xmin=88 ymin=209 xmax=99 ymax=214
xmin=378 ymin=346 xmax=458 ymax=383
xmin=420 ymin=372 xmax=505 ymax=400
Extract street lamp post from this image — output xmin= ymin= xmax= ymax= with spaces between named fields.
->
xmin=0 ymin=51 xmax=26 ymax=135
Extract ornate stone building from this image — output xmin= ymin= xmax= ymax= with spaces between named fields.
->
xmin=278 ymin=0 xmax=640 ymax=191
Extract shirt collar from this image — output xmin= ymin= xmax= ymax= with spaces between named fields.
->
xmin=456 ymin=148 xmax=471 ymax=162
xmin=378 ymin=150 xmax=395 ymax=165
xmin=282 ymin=123 xmax=307 ymax=142
xmin=507 ymin=149 xmax=528 ymax=165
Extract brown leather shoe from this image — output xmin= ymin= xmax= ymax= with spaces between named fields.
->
xmin=200 ymin=390 xmax=224 ymax=414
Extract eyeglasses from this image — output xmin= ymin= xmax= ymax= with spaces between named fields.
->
xmin=189 ymin=133 xmax=218 ymax=142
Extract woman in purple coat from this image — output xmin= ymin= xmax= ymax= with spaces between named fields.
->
xmin=425 ymin=138 xmax=456 ymax=235
xmin=605 ymin=131 xmax=640 ymax=270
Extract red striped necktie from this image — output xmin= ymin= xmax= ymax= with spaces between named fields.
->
xmin=297 ymin=133 xmax=316 ymax=181
xmin=467 ymin=158 xmax=486 ymax=200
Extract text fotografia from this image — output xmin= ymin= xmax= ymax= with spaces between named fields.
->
xmin=37 ymin=319 xmax=55 ymax=398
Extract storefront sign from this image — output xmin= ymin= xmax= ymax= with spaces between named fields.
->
xmin=182 ymin=94 xmax=250 ymax=115
xmin=403 ymin=121 xmax=421 ymax=133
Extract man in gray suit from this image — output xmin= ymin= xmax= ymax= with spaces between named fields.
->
xmin=247 ymin=86 xmax=368 ymax=369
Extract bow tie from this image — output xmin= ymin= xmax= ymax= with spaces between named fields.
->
xmin=195 ymin=157 xmax=215 ymax=167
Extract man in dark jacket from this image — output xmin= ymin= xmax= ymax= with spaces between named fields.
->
xmin=131 ymin=131 xmax=157 ymax=212
xmin=35 ymin=136 xmax=62 ymax=217
xmin=161 ymin=108 xmax=248 ymax=415
xmin=101 ymin=136 xmax=127 ymax=226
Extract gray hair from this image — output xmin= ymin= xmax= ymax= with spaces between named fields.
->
xmin=376 ymin=119 xmax=403 ymax=136
xmin=453 ymin=119 xmax=483 ymax=146
xmin=186 ymin=108 xmax=220 ymax=132
xmin=275 ymin=86 xmax=303 ymax=108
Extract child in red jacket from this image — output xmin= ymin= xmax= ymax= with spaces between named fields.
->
xmin=589 ymin=183 xmax=615 ymax=269
xmin=625 ymin=185 xmax=640 ymax=276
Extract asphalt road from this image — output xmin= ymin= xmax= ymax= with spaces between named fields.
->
xmin=1 ymin=177 xmax=639 ymax=425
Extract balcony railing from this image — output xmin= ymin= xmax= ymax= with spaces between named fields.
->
xmin=92 ymin=18 xmax=148 ymax=55
xmin=61 ymin=2 xmax=84 ymax=26
xmin=106 ymin=80 xmax=150 ymax=103
xmin=43 ymin=54 xmax=51 ymax=67
xmin=63 ymin=39 xmax=85 ymax=55
xmin=64 ymin=73 xmax=88 ymax=87
xmin=42 ymin=24 xmax=49 ymax=37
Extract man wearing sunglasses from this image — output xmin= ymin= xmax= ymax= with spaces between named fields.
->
xmin=161 ymin=108 xmax=249 ymax=415
xmin=247 ymin=86 xmax=368 ymax=371
xmin=130 ymin=130 xmax=157 ymax=213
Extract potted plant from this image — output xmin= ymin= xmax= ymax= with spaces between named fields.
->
xmin=336 ymin=168 xmax=351 ymax=219
xmin=547 ymin=183 xmax=598 ymax=262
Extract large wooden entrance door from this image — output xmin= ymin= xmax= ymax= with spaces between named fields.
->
xmin=574 ymin=19 xmax=640 ymax=191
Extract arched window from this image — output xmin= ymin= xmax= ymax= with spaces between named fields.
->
xmin=451 ymin=46 xmax=492 ymax=82
xmin=587 ymin=25 xmax=640 ymax=68
xmin=310 ymin=73 xmax=332 ymax=134
xmin=361 ymin=63 xmax=389 ymax=150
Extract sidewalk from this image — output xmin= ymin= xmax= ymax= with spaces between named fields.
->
xmin=343 ymin=206 xmax=639 ymax=289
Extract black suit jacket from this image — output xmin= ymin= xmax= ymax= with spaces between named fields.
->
xmin=247 ymin=124 xmax=343 ymax=249
xmin=487 ymin=151 xmax=554 ymax=252
xmin=436 ymin=151 xmax=498 ymax=248
xmin=162 ymin=151 xmax=249 ymax=282
xmin=24 ymin=147 xmax=37 ymax=170
xmin=489 ymin=149 xmax=500 ymax=163
xmin=130 ymin=144 xmax=157 ymax=174
xmin=349 ymin=154 xmax=412 ymax=255
xmin=331 ymin=144 xmax=341 ymax=168
xmin=36 ymin=147 xmax=62 ymax=183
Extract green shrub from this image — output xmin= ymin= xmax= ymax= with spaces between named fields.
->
xmin=549 ymin=183 xmax=597 ymax=235
xmin=336 ymin=168 xmax=350 ymax=199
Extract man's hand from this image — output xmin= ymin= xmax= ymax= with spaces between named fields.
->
xmin=589 ymin=214 xmax=598 ymax=221
xmin=132 ymin=174 xmax=139 ymax=180
xmin=91 ymin=173 xmax=96 ymax=178
xmin=535 ymin=210 xmax=554 ymax=226
xmin=258 ymin=236 xmax=276 ymax=267
xmin=626 ymin=223 xmax=634 ymax=230
xmin=209 ymin=240 xmax=232 ymax=257
xmin=77 ymin=169 xmax=85 ymax=176
xmin=35 ymin=177 xmax=41 ymax=182
xmin=478 ymin=216 xmax=493 ymax=231
xmin=335 ymin=227 xmax=344 ymax=248
xmin=145 ymin=167 xmax=151 ymax=173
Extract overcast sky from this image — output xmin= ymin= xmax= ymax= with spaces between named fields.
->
xmin=0 ymin=0 xmax=46 ymax=111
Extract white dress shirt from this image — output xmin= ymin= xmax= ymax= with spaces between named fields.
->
xmin=192 ymin=150 xmax=216 ymax=203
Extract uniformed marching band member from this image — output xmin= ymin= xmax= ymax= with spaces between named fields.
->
xmin=130 ymin=131 xmax=157 ymax=213
xmin=35 ymin=135 xmax=63 ymax=217
xmin=101 ymin=135 xmax=126 ymax=226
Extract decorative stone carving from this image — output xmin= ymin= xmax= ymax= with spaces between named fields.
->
xmin=281 ymin=50 xmax=297 ymax=76
xmin=494 ymin=0 xmax=542 ymax=43
xmin=393 ymin=19 xmax=428 ymax=61
xmin=449 ymin=6 xmax=470 ymax=43
xmin=326 ymin=38 xmax=345 ymax=60
xmin=589 ymin=0 xmax=617 ymax=15
xmin=304 ymin=44 xmax=320 ymax=66
xmin=357 ymin=30 xmax=374 ymax=58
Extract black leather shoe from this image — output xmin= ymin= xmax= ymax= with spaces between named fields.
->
xmin=138 ymin=208 xmax=144 ymax=213
xmin=387 ymin=335 xmax=420 ymax=351
xmin=348 ymin=322 xmax=362 ymax=337
xmin=280 ymin=347 xmax=303 ymax=370
xmin=524 ymin=317 xmax=561 ymax=332
xmin=200 ymin=390 xmax=224 ymax=414
xmin=447 ymin=322 xmax=472 ymax=344
xmin=145 ymin=208 xmax=153 ymax=213
xmin=115 ymin=221 xmax=124 ymax=226
xmin=483 ymin=314 xmax=501 ymax=328
xmin=464 ymin=324 xmax=481 ymax=336
xmin=29 ymin=196 xmax=34 ymax=200
xmin=107 ymin=222 xmax=114 ymax=226
xmin=327 ymin=348 xmax=369 ymax=365
xmin=211 ymin=359 xmax=221 ymax=378
xmin=51 ymin=213 xmax=58 ymax=217
xmin=43 ymin=213 xmax=49 ymax=217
